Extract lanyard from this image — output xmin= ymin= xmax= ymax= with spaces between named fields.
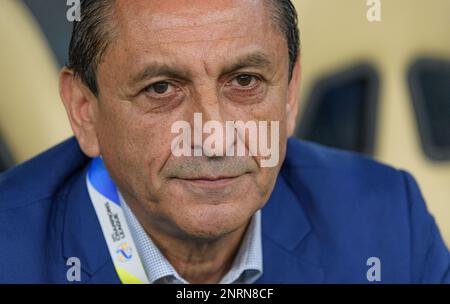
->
xmin=86 ymin=157 xmax=149 ymax=284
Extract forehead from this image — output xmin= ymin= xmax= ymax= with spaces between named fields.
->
xmin=107 ymin=0 xmax=284 ymax=65
xmin=114 ymin=0 xmax=270 ymax=38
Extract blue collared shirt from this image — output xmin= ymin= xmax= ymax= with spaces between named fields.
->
xmin=120 ymin=194 xmax=263 ymax=284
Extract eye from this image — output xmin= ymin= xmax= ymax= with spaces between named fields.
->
xmin=230 ymin=74 xmax=259 ymax=88
xmin=144 ymin=81 xmax=175 ymax=96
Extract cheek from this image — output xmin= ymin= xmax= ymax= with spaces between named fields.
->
xmin=124 ymin=118 xmax=177 ymax=187
xmin=96 ymin=103 xmax=177 ymax=194
xmin=243 ymin=85 xmax=288 ymax=126
xmin=237 ymin=90 xmax=289 ymax=166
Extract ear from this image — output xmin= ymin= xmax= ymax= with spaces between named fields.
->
xmin=59 ymin=67 xmax=100 ymax=157
xmin=286 ymin=56 xmax=301 ymax=137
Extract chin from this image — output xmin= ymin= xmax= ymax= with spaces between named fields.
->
xmin=168 ymin=201 xmax=255 ymax=241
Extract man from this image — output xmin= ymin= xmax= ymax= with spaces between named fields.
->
xmin=0 ymin=0 xmax=449 ymax=284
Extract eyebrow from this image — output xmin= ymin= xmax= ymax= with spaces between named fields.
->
xmin=221 ymin=52 xmax=273 ymax=75
xmin=130 ymin=64 xmax=191 ymax=85
xmin=129 ymin=51 xmax=273 ymax=85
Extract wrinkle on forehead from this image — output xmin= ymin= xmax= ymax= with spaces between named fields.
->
xmin=114 ymin=0 xmax=269 ymax=45
xmin=149 ymin=7 xmax=240 ymax=29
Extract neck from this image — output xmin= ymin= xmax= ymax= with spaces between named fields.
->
xmin=147 ymin=223 xmax=249 ymax=284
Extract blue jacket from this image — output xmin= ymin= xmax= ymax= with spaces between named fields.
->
xmin=0 ymin=137 xmax=449 ymax=283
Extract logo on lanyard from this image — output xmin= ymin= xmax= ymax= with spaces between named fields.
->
xmin=116 ymin=242 xmax=133 ymax=262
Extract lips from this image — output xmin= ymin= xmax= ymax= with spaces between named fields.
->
xmin=174 ymin=174 xmax=244 ymax=188
xmin=181 ymin=175 xmax=241 ymax=181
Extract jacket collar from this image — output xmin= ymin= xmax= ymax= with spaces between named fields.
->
xmin=256 ymin=170 xmax=325 ymax=283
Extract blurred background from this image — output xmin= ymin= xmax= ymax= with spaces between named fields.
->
xmin=0 ymin=0 xmax=449 ymax=244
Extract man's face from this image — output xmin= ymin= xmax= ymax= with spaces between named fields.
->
xmin=81 ymin=0 xmax=299 ymax=240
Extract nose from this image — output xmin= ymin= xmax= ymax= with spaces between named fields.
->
xmin=186 ymin=85 xmax=235 ymax=158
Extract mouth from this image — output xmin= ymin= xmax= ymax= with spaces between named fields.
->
xmin=174 ymin=174 xmax=245 ymax=189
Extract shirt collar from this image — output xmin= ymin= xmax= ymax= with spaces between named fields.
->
xmin=119 ymin=192 xmax=263 ymax=284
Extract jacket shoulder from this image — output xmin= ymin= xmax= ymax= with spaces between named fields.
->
xmin=285 ymin=137 xmax=397 ymax=172
xmin=284 ymin=137 xmax=404 ymax=190
xmin=0 ymin=137 xmax=89 ymax=212
xmin=283 ymin=137 xmax=414 ymax=247
xmin=283 ymin=138 xmax=449 ymax=283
